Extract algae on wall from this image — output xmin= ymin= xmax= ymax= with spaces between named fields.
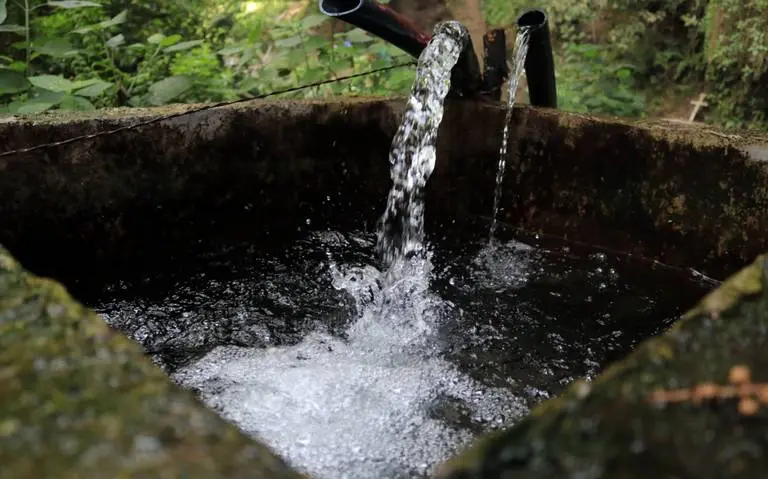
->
xmin=0 ymin=246 xmax=306 ymax=479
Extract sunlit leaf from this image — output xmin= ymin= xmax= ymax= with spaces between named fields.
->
xmin=107 ymin=9 xmax=128 ymax=25
xmin=74 ymin=80 xmax=112 ymax=97
xmin=147 ymin=75 xmax=193 ymax=105
xmin=0 ymin=69 xmax=29 ymax=94
xmin=147 ymin=33 xmax=165 ymax=44
xmin=163 ymin=40 xmax=203 ymax=53
xmin=47 ymin=0 xmax=101 ymax=8
xmin=0 ymin=0 xmax=7 ymax=24
xmin=344 ymin=28 xmax=372 ymax=43
xmin=105 ymin=33 xmax=124 ymax=48
xmin=27 ymin=75 xmax=76 ymax=92
xmin=159 ymin=34 xmax=181 ymax=47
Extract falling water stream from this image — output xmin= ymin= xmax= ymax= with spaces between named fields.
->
xmin=170 ymin=22 xmax=529 ymax=478
xmin=90 ymin=21 xmax=716 ymax=479
xmin=489 ymin=28 xmax=531 ymax=240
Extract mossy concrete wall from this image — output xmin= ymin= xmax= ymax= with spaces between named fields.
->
xmin=0 ymin=246 xmax=305 ymax=478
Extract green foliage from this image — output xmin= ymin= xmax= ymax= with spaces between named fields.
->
xmin=0 ymin=0 xmax=413 ymax=115
xmin=487 ymin=0 xmax=767 ymax=127
xmin=556 ymin=43 xmax=645 ymax=118
xmin=701 ymin=0 xmax=768 ymax=129
xmin=1 ymin=0 xmax=766 ymax=129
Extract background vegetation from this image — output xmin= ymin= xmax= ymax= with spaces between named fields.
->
xmin=1 ymin=0 xmax=767 ymax=130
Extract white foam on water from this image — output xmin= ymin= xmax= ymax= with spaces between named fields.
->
xmin=172 ymin=255 xmax=528 ymax=479
xmin=470 ymin=240 xmax=536 ymax=290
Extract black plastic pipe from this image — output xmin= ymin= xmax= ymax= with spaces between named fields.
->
xmin=318 ymin=0 xmax=485 ymax=99
xmin=517 ymin=9 xmax=557 ymax=108
xmin=318 ymin=0 xmax=431 ymax=59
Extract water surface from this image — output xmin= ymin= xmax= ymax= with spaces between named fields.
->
xmin=92 ymin=227 xmax=714 ymax=478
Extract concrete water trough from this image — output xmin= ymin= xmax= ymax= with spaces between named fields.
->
xmin=2 ymin=98 xmax=768 ymax=478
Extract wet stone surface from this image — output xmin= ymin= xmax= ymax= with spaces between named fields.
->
xmin=86 ymin=226 xmax=715 ymax=478
xmin=0 ymin=245 xmax=304 ymax=479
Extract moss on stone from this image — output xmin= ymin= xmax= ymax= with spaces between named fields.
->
xmin=0 ymin=246 xmax=306 ymax=479
xmin=435 ymin=254 xmax=768 ymax=479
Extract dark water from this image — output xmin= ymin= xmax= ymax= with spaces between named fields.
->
xmin=89 ymin=226 xmax=715 ymax=478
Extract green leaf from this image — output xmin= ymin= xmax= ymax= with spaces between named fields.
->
xmin=59 ymin=95 xmax=95 ymax=111
xmin=7 ymin=61 xmax=25 ymax=72
xmin=303 ymin=35 xmax=326 ymax=52
xmin=16 ymin=101 xmax=57 ymax=114
xmin=27 ymin=75 xmax=76 ymax=92
xmin=0 ymin=0 xmax=7 ymax=24
xmin=344 ymin=28 xmax=372 ymax=43
xmin=73 ymin=9 xmax=127 ymax=34
xmin=105 ymin=9 xmax=127 ymax=26
xmin=159 ymin=34 xmax=181 ymax=47
xmin=105 ymin=33 xmax=124 ymax=48
xmin=301 ymin=14 xmax=328 ymax=30
xmin=275 ymin=36 xmax=301 ymax=48
xmin=74 ymin=80 xmax=112 ymax=97
xmin=217 ymin=44 xmax=245 ymax=55
xmin=12 ymin=91 xmax=65 ymax=114
xmin=147 ymin=33 xmax=165 ymax=44
xmin=35 ymin=38 xmax=79 ymax=57
xmin=0 ymin=69 xmax=29 ymax=94
xmin=0 ymin=24 xmax=26 ymax=34
xmin=163 ymin=39 xmax=203 ymax=53
xmin=47 ymin=1 xmax=101 ymax=8
xmin=69 ymin=78 xmax=100 ymax=90
xmin=74 ymin=9 xmax=127 ymax=33
xmin=147 ymin=75 xmax=193 ymax=105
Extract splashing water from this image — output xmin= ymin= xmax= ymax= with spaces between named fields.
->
xmin=375 ymin=21 xmax=467 ymax=268
xmin=170 ymin=21 xmax=528 ymax=479
xmin=489 ymin=28 xmax=531 ymax=240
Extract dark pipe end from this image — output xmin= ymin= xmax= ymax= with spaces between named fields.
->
xmin=319 ymin=0 xmax=363 ymax=16
xmin=515 ymin=8 xmax=557 ymax=109
xmin=318 ymin=0 xmax=430 ymax=59
xmin=517 ymin=9 xmax=547 ymax=30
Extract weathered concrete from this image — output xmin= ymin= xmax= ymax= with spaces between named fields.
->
xmin=1 ymin=99 xmax=767 ymax=288
xmin=435 ymin=254 xmax=768 ymax=479
xmin=0 ymin=246 xmax=305 ymax=479
xmin=2 ymin=99 xmax=768 ymax=477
